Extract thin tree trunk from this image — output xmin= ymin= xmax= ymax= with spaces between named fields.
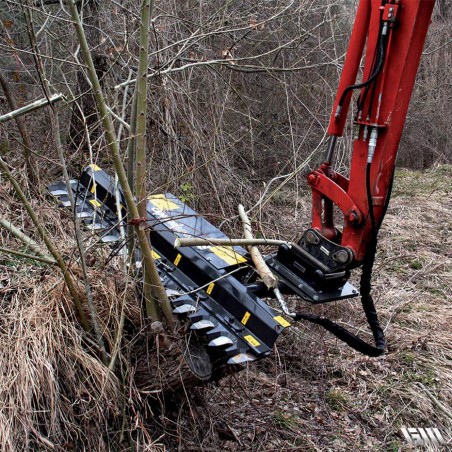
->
xmin=0 ymin=72 xmax=37 ymax=183
xmin=68 ymin=0 xmax=104 ymax=150
xmin=66 ymin=0 xmax=175 ymax=330
xmin=134 ymin=0 xmax=159 ymax=320
xmin=0 ymin=157 xmax=89 ymax=331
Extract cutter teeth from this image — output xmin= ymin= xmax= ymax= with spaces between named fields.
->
xmin=89 ymin=221 xmax=110 ymax=231
xmin=227 ymin=353 xmax=255 ymax=365
xmin=173 ymin=304 xmax=197 ymax=314
xmin=77 ymin=211 xmax=93 ymax=219
xmin=60 ymin=199 xmax=83 ymax=207
xmin=100 ymin=234 xmax=119 ymax=243
xmin=208 ymin=336 xmax=233 ymax=347
xmin=165 ymin=289 xmax=181 ymax=298
xmin=50 ymin=189 xmax=68 ymax=196
xmin=190 ymin=320 xmax=215 ymax=331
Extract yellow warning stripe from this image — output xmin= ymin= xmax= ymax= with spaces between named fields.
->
xmin=244 ymin=335 xmax=260 ymax=347
xmin=209 ymin=245 xmax=247 ymax=266
xmin=274 ymin=315 xmax=291 ymax=328
xmin=206 ymin=282 xmax=215 ymax=295
xmin=151 ymin=250 xmax=161 ymax=260
xmin=241 ymin=311 xmax=251 ymax=325
xmin=89 ymin=199 xmax=102 ymax=208
xmin=89 ymin=164 xmax=101 ymax=171
xmin=174 ymin=253 xmax=182 ymax=266
xmin=148 ymin=194 xmax=179 ymax=211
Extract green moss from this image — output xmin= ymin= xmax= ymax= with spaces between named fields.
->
xmin=325 ymin=389 xmax=348 ymax=411
xmin=409 ymin=260 xmax=423 ymax=270
xmin=272 ymin=410 xmax=300 ymax=428
xmin=404 ymin=369 xmax=436 ymax=387
xmin=400 ymin=351 xmax=415 ymax=365
xmin=384 ymin=440 xmax=401 ymax=452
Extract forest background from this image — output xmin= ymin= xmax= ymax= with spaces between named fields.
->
xmin=0 ymin=0 xmax=451 ymax=450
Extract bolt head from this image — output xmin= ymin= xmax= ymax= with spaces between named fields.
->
xmin=333 ymin=250 xmax=349 ymax=264
xmin=305 ymin=230 xmax=318 ymax=245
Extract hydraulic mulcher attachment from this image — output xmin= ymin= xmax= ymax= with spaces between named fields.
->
xmin=49 ymin=165 xmax=295 ymax=371
xmin=44 ymin=0 xmax=436 ymax=378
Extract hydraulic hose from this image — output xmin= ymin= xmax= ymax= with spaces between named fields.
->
xmin=336 ymin=24 xmax=388 ymax=118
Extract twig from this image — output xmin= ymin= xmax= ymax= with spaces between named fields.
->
xmin=0 ymin=246 xmax=56 ymax=265
xmin=416 ymin=383 xmax=452 ymax=420
xmin=175 ymin=237 xmax=288 ymax=248
xmin=0 ymin=219 xmax=51 ymax=258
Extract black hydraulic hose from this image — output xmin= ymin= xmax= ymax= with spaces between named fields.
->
xmin=366 ymin=162 xmax=376 ymax=232
xmin=293 ymin=310 xmax=384 ymax=357
xmin=291 ymin=163 xmax=391 ymax=358
xmin=292 ymin=232 xmax=385 ymax=358
xmin=336 ymin=26 xmax=387 ymax=116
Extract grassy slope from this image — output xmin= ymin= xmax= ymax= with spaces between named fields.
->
xmin=169 ymin=165 xmax=451 ymax=451
xmin=0 ymin=166 xmax=450 ymax=450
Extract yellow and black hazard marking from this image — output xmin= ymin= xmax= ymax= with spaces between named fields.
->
xmin=241 ymin=311 xmax=251 ymax=325
xmin=274 ymin=315 xmax=291 ymax=328
xmin=244 ymin=335 xmax=260 ymax=347
xmin=174 ymin=253 xmax=182 ymax=266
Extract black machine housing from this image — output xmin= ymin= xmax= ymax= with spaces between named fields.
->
xmin=48 ymin=165 xmax=359 ymax=373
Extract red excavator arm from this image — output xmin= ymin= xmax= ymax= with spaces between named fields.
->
xmin=309 ymin=0 xmax=435 ymax=264
xmin=267 ymin=0 xmax=435 ymax=356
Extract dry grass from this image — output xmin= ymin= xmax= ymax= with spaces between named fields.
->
xmin=0 ymin=165 xmax=450 ymax=450
xmin=159 ymin=165 xmax=451 ymax=451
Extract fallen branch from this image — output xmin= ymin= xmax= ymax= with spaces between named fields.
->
xmin=175 ymin=237 xmax=288 ymax=248
xmin=237 ymin=205 xmax=293 ymax=316
xmin=417 ymin=383 xmax=452 ymax=421
xmin=0 ymin=219 xmax=52 ymax=259
xmin=0 ymin=246 xmax=56 ymax=265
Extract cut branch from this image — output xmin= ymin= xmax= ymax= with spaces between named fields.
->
xmin=238 ymin=204 xmax=278 ymax=290
xmin=175 ymin=237 xmax=287 ymax=248
xmin=0 ymin=93 xmax=64 ymax=124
